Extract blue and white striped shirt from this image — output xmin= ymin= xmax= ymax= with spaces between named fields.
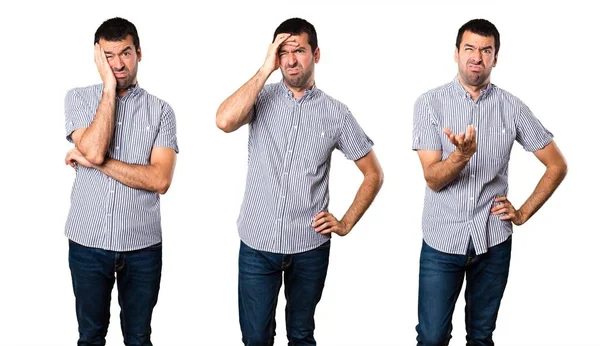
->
xmin=64 ymin=84 xmax=178 ymax=252
xmin=238 ymin=81 xmax=373 ymax=254
xmin=413 ymin=77 xmax=553 ymax=255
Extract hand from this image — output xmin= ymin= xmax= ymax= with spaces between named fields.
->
xmin=65 ymin=148 xmax=94 ymax=169
xmin=312 ymin=211 xmax=351 ymax=236
xmin=94 ymin=43 xmax=116 ymax=91
xmin=491 ymin=196 xmax=526 ymax=225
xmin=261 ymin=33 xmax=298 ymax=74
xmin=443 ymin=125 xmax=477 ymax=159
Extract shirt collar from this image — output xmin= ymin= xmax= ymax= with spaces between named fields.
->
xmin=278 ymin=79 xmax=319 ymax=101
xmin=452 ymin=75 xmax=494 ymax=101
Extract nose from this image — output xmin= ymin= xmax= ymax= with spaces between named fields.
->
xmin=111 ymin=56 xmax=124 ymax=70
xmin=286 ymin=52 xmax=297 ymax=67
xmin=472 ymin=49 xmax=482 ymax=62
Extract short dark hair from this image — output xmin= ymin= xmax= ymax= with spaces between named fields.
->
xmin=94 ymin=17 xmax=140 ymax=50
xmin=273 ymin=18 xmax=318 ymax=53
xmin=456 ymin=19 xmax=500 ymax=55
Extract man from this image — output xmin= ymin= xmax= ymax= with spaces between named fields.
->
xmin=63 ymin=17 xmax=178 ymax=346
xmin=412 ymin=19 xmax=567 ymax=345
xmin=216 ymin=17 xmax=384 ymax=346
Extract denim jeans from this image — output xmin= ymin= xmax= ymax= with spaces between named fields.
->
xmin=238 ymin=240 xmax=331 ymax=346
xmin=68 ymin=240 xmax=162 ymax=346
xmin=416 ymin=237 xmax=512 ymax=346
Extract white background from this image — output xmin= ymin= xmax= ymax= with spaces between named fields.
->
xmin=1 ymin=0 xmax=597 ymax=345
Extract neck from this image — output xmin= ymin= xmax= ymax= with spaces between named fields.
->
xmin=457 ymin=74 xmax=489 ymax=101
xmin=284 ymin=79 xmax=315 ymax=100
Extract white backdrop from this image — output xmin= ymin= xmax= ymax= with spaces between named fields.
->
xmin=0 ymin=0 xmax=597 ymax=345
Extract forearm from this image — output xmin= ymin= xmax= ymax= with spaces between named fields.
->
xmin=425 ymin=151 xmax=471 ymax=191
xmin=340 ymin=171 xmax=384 ymax=231
xmin=95 ymin=157 xmax=170 ymax=194
xmin=518 ymin=164 xmax=568 ymax=223
xmin=77 ymin=89 xmax=116 ymax=164
xmin=216 ymin=68 xmax=271 ymax=133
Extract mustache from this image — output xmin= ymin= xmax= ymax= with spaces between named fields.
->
xmin=113 ymin=67 xmax=127 ymax=73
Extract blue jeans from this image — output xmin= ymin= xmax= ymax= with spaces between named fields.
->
xmin=416 ymin=237 xmax=512 ymax=346
xmin=238 ymin=240 xmax=331 ymax=346
xmin=68 ymin=240 xmax=162 ymax=346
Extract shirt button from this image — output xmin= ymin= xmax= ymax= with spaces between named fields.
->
xmin=470 ymin=174 xmax=475 ymax=178
xmin=115 ymin=146 xmax=120 ymax=150
xmin=293 ymin=126 xmax=297 ymax=129
xmin=469 ymin=197 xmax=474 ymax=201
xmin=146 ymin=126 xmax=150 ymax=130
xmin=118 ymin=122 xmax=122 ymax=126
xmin=283 ymin=172 xmax=288 ymax=175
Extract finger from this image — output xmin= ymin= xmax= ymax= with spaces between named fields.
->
xmin=494 ymin=196 xmax=507 ymax=202
xmin=312 ymin=217 xmax=329 ymax=227
xmin=442 ymin=128 xmax=453 ymax=137
xmin=315 ymin=222 xmax=331 ymax=233
xmin=313 ymin=211 xmax=329 ymax=221
xmin=491 ymin=207 xmax=509 ymax=215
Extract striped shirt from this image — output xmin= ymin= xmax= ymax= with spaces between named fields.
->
xmin=412 ymin=76 xmax=553 ymax=255
xmin=237 ymin=81 xmax=373 ymax=254
xmin=64 ymin=84 xmax=178 ymax=252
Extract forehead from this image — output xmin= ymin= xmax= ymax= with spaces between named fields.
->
xmin=283 ymin=32 xmax=310 ymax=47
xmin=98 ymin=35 xmax=135 ymax=52
xmin=460 ymin=30 xmax=495 ymax=49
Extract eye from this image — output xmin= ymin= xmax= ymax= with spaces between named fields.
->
xmin=278 ymin=52 xmax=287 ymax=57
xmin=483 ymin=49 xmax=491 ymax=54
xmin=106 ymin=55 xmax=114 ymax=60
xmin=122 ymin=51 xmax=131 ymax=57
xmin=465 ymin=47 xmax=472 ymax=51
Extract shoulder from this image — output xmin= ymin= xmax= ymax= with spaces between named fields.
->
xmin=65 ymin=84 xmax=103 ymax=101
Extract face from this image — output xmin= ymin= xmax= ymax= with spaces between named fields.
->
xmin=278 ymin=32 xmax=320 ymax=90
xmin=99 ymin=35 xmax=141 ymax=91
xmin=454 ymin=30 xmax=497 ymax=88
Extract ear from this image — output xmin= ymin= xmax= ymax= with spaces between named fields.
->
xmin=492 ymin=54 xmax=497 ymax=67
xmin=137 ymin=46 xmax=142 ymax=62
xmin=454 ymin=48 xmax=458 ymax=63
xmin=314 ymin=47 xmax=320 ymax=63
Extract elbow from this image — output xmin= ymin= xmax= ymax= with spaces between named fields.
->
xmin=216 ymin=117 xmax=234 ymax=133
xmin=376 ymin=170 xmax=385 ymax=190
xmin=87 ymin=154 xmax=106 ymax=166
xmin=156 ymin=179 xmax=172 ymax=195
xmin=424 ymin=176 xmax=443 ymax=192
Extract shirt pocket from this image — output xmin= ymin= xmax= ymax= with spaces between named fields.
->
xmin=126 ymin=125 xmax=159 ymax=164
xmin=302 ymin=126 xmax=337 ymax=169
xmin=483 ymin=127 xmax=514 ymax=160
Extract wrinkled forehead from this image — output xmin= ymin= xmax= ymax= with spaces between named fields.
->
xmin=98 ymin=35 xmax=136 ymax=53
xmin=460 ymin=31 xmax=495 ymax=50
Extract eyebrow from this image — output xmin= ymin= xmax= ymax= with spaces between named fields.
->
xmin=104 ymin=46 xmax=133 ymax=55
xmin=464 ymin=44 xmax=493 ymax=51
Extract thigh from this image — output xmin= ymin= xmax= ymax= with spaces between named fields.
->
xmin=283 ymin=241 xmax=330 ymax=344
xmin=416 ymin=240 xmax=466 ymax=346
xmin=465 ymin=237 xmax=512 ymax=343
xmin=68 ymin=240 xmax=116 ymax=345
xmin=117 ymin=242 xmax=163 ymax=345
xmin=238 ymin=241 xmax=283 ymax=346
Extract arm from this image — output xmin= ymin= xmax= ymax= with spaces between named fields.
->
xmin=313 ymin=150 xmax=384 ymax=236
xmin=65 ymin=146 xmax=177 ymax=194
xmin=416 ymin=125 xmax=476 ymax=192
xmin=71 ymin=44 xmax=118 ymax=165
xmin=96 ymin=147 xmax=177 ymax=194
xmin=492 ymin=140 xmax=568 ymax=225
xmin=215 ymin=33 xmax=298 ymax=133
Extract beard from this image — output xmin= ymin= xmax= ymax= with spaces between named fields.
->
xmin=282 ymin=63 xmax=314 ymax=89
xmin=114 ymin=66 xmax=137 ymax=90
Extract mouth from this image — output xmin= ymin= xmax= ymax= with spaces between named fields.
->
xmin=286 ymin=68 xmax=300 ymax=75
xmin=114 ymin=71 xmax=128 ymax=79
xmin=468 ymin=64 xmax=483 ymax=72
